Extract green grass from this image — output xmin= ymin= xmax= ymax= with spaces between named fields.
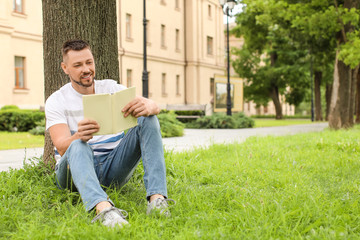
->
xmin=0 ymin=131 xmax=44 ymax=150
xmin=1 ymin=125 xmax=360 ymax=239
xmin=0 ymin=120 xmax=318 ymax=150
xmin=254 ymin=119 xmax=320 ymax=128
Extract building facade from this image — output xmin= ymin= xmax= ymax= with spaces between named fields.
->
xmin=0 ymin=0 xmax=43 ymax=109
xmin=118 ymin=0 xmax=226 ymax=109
xmin=0 ymin=0 xmax=227 ymax=110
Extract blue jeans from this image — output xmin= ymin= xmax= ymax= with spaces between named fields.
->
xmin=55 ymin=116 xmax=167 ymax=211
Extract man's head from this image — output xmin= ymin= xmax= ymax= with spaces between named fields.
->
xmin=61 ymin=39 xmax=96 ymax=91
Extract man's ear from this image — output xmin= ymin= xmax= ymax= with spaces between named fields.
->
xmin=61 ymin=62 xmax=68 ymax=74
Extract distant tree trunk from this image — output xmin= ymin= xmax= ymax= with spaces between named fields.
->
xmin=325 ymin=83 xmax=332 ymax=121
xmin=356 ymin=71 xmax=360 ymax=123
xmin=329 ymin=0 xmax=359 ymax=129
xmin=269 ymin=52 xmax=282 ymax=119
xmin=349 ymin=66 xmax=359 ymax=124
xmin=42 ymin=0 xmax=119 ymax=166
xmin=314 ymin=71 xmax=323 ymax=121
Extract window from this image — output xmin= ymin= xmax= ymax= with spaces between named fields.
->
xmin=176 ymin=75 xmax=180 ymax=95
xmin=175 ymin=29 xmax=180 ymax=50
xmin=161 ymin=25 xmax=166 ymax=48
xmin=13 ymin=0 xmax=24 ymax=13
xmin=14 ymin=56 xmax=25 ymax=88
xmin=162 ymin=73 xmax=166 ymax=96
xmin=126 ymin=69 xmax=132 ymax=87
xmin=175 ymin=0 xmax=180 ymax=9
xmin=161 ymin=0 xmax=166 ymax=5
xmin=126 ymin=14 xmax=132 ymax=39
xmin=208 ymin=4 xmax=212 ymax=18
xmin=207 ymin=36 xmax=213 ymax=55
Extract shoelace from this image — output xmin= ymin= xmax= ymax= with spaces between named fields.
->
xmin=91 ymin=206 xmax=128 ymax=223
xmin=155 ymin=198 xmax=176 ymax=207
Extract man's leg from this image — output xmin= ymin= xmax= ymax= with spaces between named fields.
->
xmin=55 ymin=139 xmax=113 ymax=211
xmin=101 ymin=116 xmax=167 ymax=200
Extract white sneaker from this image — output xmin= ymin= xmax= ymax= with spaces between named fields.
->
xmin=91 ymin=206 xmax=129 ymax=228
xmin=146 ymin=198 xmax=176 ymax=217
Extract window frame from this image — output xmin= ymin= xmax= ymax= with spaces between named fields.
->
xmin=14 ymin=56 xmax=26 ymax=89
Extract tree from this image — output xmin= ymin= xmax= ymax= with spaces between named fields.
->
xmin=232 ymin=0 xmax=309 ymax=119
xmin=329 ymin=0 xmax=360 ymax=129
xmin=42 ymin=0 xmax=119 ymax=166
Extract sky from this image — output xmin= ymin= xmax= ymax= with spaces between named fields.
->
xmin=222 ymin=4 xmax=243 ymax=24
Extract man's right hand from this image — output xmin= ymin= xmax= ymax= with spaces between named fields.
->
xmin=77 ymin=119 xmax=100 ymax=142
xmin=49 ymin=119 xmax=100 ymax=156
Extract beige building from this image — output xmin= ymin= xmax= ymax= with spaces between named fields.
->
xmin=0 ymin=0 xmax=44 ymax=109
xmin=0 ymin=0 xmax=227 ymax=111
xmin=118 ymin=0 xmax=226 ymax=110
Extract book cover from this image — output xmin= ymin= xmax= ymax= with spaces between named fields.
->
xmin=82 ymin=87 xmax=138 ymax=135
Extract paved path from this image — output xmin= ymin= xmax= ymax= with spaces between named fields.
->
xmin=0 ymin=122 xmax=328 ymax=172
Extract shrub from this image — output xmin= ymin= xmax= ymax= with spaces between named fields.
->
xmin=29 ymin=119 xmax=46 ymax=135
xmin=187 ymin=112 xmax=254 ymax=129
xmin=0 ymin=109 xmax=45 ymax=132
xmin=157 ymin=112 xmax=185 ymax=137
xmin=1 ymin=105 xmax=19 ymax=111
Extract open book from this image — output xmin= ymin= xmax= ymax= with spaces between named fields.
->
xmin=82 ymin=87 xmax=138 ymax=135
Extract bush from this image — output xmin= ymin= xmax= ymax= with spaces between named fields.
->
xmin=1 ymin=105 xmax=19 ymax=111
xmin=187 ymin=112 xmax=254 ymax=129
xmin=29 ymin=119 xmax=46 ymax=135
xmin=157 ymin=112 xmax=185 ymax=137
xmin=0 ymin=109 xmax=45 ymax=132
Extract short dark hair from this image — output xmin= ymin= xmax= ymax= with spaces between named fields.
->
xmin=62 ymin=39 xmax=91 ymax=57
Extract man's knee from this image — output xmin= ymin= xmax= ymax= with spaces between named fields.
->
xmin=138 ymin=115 xmax=161 ymax=132
xmin=66 ymin=139 xmax=93 ymax=162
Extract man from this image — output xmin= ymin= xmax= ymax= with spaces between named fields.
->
xmin=45 ymin=39 xmax=174 ymax=228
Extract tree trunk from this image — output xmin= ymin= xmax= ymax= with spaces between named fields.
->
xmin=325 ymin=83 xmax=332 ymax=121
xmin=356 ymin=70 xmax=360 ymax=123
xmin=329 ymin=0 xmax=359 ymax=129
xmin=42 ymin=0 xmax=119 ymax=166
xmin=329 ymin=51 xmax=353 ymax=129
xmin=314 ymin=71 xmax=323 ymax=121
xmin=270 ymin=86 xmax=283 ymax=119
xmin=269 ymin=52 xmax=282 ymax=119
xmin=349 ymin=66 xmax=359 ymax=124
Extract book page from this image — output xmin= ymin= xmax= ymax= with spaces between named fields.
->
xmin=83 ymin=93 xmax=113 ymax=135
xmin=112 ymin=87 xmax=138 ymax=133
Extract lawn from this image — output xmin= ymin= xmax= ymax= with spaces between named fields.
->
xmin=254 ymin=118 xmax=318 ymax=128
xmin=0 ymin=131 xmax=44 ymax=150
xmin=1 ymin=125 xmax=359 ymax=239
xmin=0 ymin=119 xmax=318 ymax=150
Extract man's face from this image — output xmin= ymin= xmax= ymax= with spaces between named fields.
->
xmin=61 ymin=48 xmax=95 ymax=89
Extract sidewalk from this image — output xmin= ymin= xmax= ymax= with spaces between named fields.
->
xmin=0 ymin=122 xmax=328 ymax=172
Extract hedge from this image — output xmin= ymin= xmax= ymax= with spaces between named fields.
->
xmin=0 ymin=109 xmax=45 ymax=132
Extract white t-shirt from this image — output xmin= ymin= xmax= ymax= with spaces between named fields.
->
xmin=45 ymin=79 xmax=127 ymax=163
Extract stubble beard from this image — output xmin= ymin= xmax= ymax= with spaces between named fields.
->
xmin=71 ymin=72 xmax=95 ymax=88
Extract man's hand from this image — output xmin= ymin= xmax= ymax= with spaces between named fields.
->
xmin=77 ymin=119 xmax=100 ymax=142
xmin=122 ymin=96 xmax=160 ymax=118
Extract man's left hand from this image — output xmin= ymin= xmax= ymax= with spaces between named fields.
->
xmin=122 ymin=96 xmax=160 ymax=118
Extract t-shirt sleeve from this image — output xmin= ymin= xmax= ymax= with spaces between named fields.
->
xmin=45 ymin=95 xmax=67 ymax=130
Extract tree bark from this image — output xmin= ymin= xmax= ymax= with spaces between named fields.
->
xmin=356 ymin=70 xmax=360 ymax=123
xmin=329 ymin=51 xmax=353 ymax=129
xmin=314 ymin=71 xmax=323 ymax=121
xmin=42 ymin=0 xmax=119 ymax=166
xmin=325 ymin=83 xmax=332 ymax=121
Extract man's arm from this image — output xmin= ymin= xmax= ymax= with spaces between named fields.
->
xmin=122 ymin=96 xmax=160 ymax=118
xmin=49 ymin=119 xmax=100 ymax=156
